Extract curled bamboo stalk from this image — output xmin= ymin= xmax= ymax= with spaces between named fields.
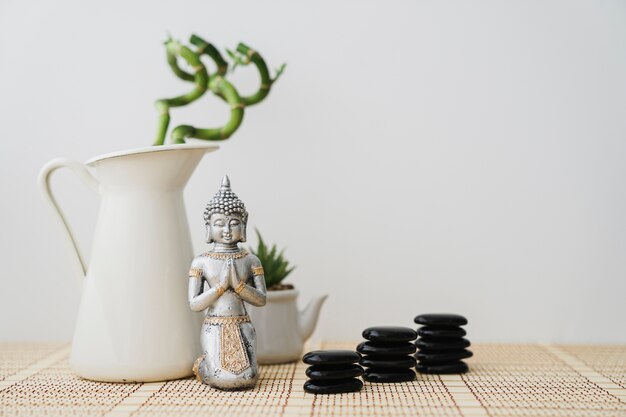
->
xmin=227 ymin=43 xmax=286 ymax=106
xmin=154 ymin=39 xmax=208 ymax=145
xmin=153 ymin=34 xmax=285 ymax=145
xmin=190 ymin=35 xmax=228 ymax=77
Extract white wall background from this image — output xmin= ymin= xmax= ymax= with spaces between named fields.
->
xmin=1 ymin=0 xmax=625 ymax=344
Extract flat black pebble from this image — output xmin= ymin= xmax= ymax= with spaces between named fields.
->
xmin=363 ymin=368 xmax=416 ymax=383
xmin=417 ymin=326 xmax=466 ymax=339
xmin=360 ymin=356 xmax=416 ymax=369
xmin=357 ymin=341 xmax=416 ymax=356
xmin=362 ymin=326 xmax=417 ymax=342
xmin=304 ymin=378 xmax=363 ymax=394
xmin=305 ymin=364 xmax=364 ymax=380
xmin=302 ymin=350 xmax=361 ymax=365
xmin=416 ymin=349 xmax=473 ymax=364
xmin=414 ymin=314 xmax=468 ymax=327
xmin=415 ymin=338 xmax=471 ymax=352
xmin=416 ymin=361 xmax=469 ymax=374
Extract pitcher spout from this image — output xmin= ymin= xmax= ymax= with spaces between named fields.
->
xmin=298 ymin=295 xmax=328 ymax=341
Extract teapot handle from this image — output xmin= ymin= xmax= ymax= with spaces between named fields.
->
xmin=38 ymin=158 xmax=99 ymax=284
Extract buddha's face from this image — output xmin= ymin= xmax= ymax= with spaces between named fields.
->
xmin=207 ymin=213 xmax=245 ymax=244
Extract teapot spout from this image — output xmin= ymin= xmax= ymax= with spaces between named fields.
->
xmin=299 ymin=295 xmax=328 ymax=341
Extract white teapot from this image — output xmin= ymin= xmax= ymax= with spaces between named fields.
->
xmin=248 ymin=289 xmax=327 ymax=364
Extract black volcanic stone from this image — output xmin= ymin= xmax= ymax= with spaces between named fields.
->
xmin=362 ymin=326 xmax=417 ymax=342
xmin=304 ymin=378 xmax=363 ymax=394
xmin=363 ymin=368 xmax=416 ymax=383
xmin=415 ymin=338 xmax=471 ymax=352
xmin=417 ymin=326 xmax=466 ymax=340
xmin=357 ymin=341 xmax=416 ymax=356
xmin=360 ymin=356 xmax=417 ymax=369
xmin=414 ymin=314 xmax=468 ymax=327
xmin=305 ymin=364 xmax=364 ymax=381
xmin=416 ymin=349 xmax=473 ymax=365
xmin=302 ymin=350 xmax=361 ymax=366
xmin=416 ymin=361 xmax=469 ymax=374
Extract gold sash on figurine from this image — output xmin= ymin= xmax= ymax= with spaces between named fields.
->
xmin=204 ymin=315 xmax=251 ymax=374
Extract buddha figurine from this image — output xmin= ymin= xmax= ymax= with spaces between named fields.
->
xmin=188 ymin=176 xmax=267 ymax=390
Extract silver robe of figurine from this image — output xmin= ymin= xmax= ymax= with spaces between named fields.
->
xmin=188 ymin=176 xmax=267 ymax=390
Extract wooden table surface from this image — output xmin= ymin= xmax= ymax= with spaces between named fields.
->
xmin=1 ymin=342 xmax=625 ymax=417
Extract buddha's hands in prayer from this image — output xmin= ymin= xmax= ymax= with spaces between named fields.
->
xmin=229 ymin=260 xmax=243 ymax=289
xmin=217 ymin=261 xmax=231 ymax=291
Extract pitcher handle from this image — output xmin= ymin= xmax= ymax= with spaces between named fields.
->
xmin=38 ymin=158 xmax=100 ymax=283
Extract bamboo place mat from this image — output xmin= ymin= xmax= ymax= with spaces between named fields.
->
xmin=1 ymin=342 xmax=626 ymax=417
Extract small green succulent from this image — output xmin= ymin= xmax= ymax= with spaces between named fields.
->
xmin=250 ymin=230 xmax=295 ymax=290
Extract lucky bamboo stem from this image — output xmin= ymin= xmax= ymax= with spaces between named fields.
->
xmin=154 ymin=39 xmax=208 ymax=146
xmin=229 ymin=43 xmax=285 ymax=106
xmin=153 ymin=34 xmax=285 ymax=145
xmin=190 ymin=35 xmax=228 ymax=76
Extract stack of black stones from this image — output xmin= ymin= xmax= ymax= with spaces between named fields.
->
xmin=414 ymin=314 xmax=473 ymax=374
xmin=303 ymin=350 xmax=364 ymax=394
xmin=357 ymin=326 xmax=417 ymax=383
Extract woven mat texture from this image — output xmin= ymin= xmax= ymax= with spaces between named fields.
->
xmin=1 ymin=342 xmax=625 ymax=417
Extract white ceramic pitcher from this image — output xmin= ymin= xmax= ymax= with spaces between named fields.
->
xmin=39 ymin=144 xmax=218 ymax=382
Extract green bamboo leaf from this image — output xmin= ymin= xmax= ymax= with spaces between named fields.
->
xmin=273 ymin=63 xmax=287 ymax=82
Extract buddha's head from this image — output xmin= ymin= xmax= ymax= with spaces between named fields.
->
xmin=203 ymin=176 xmax=248 ymax=245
